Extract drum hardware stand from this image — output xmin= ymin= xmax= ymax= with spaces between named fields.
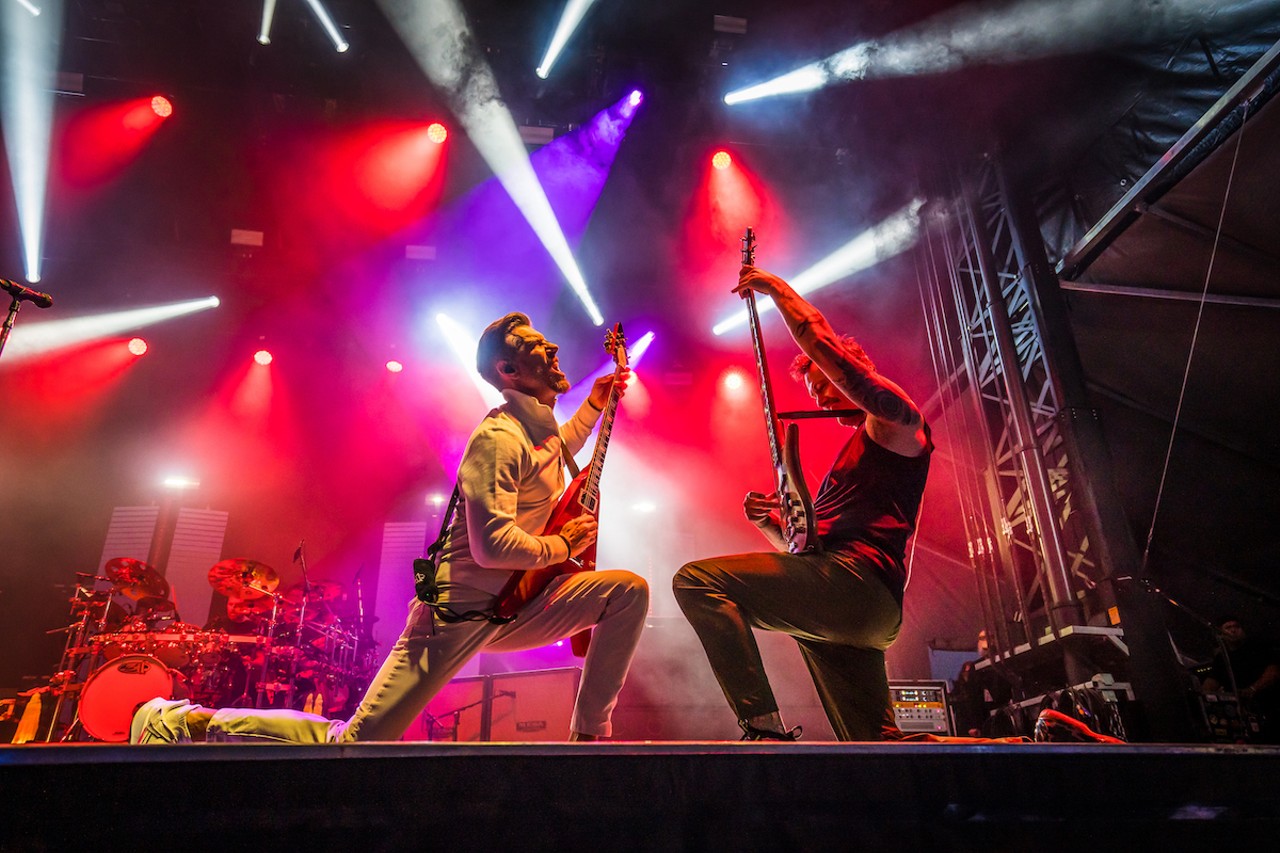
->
xmin=42 ymin=577 xmax=110 ymax=742
xmin=250 ymin=587 xmax=287 ymax=709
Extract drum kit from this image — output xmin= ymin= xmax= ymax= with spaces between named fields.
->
xmin=42 ymin=557 xmax=377 ymax=742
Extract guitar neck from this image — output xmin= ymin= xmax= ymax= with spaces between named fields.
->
xmin=578 ymin=361 xmax=624 ymax=514
xmin=744 ymin=288 xmax=787 ymax=474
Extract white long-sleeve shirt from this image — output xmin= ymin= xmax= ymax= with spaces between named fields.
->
xmin=437 ymin=388 xmax=601 ymax=600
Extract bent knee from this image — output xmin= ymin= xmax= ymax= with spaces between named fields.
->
xmin=599 ymin=569 xmax=649 ymax=600
xmin=672 ymin=561 xmax=711 ymax=595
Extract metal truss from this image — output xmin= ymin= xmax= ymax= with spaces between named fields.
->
xmin=918 ymin=158 xmax=1110 ymax=661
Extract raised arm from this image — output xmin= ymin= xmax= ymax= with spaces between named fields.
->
xmin=735 ymin=265 xmax=927 ymax=457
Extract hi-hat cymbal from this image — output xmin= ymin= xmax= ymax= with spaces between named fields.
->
xmin=208 ymin=558 xmax=279 ymax=600
xmin=104 ymin=557 xmax=170 ymax=601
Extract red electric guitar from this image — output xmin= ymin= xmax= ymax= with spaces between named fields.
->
xmin=491 ymin=323 xmax=629 ymax=655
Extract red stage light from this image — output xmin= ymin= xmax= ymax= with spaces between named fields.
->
xmin=151 ymin=96 xmax=173 ymax=119
xmin=127 ymin=337 xmax=148 ymax=356
xmin=254 ymin=349 xmax=273 ymax=366
xmin=712 ymin=150 xmax=732 ymax=170
xmin=386 ymin=360 xmax=404 ymax=373
xmin=427 ymin=122 xmax=448 ymax=144
xmin=721 ymin=368 xmax=748 ymax=393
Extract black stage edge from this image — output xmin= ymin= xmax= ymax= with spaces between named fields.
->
xmin=4 ymin=743 xmax=1280 ymax=851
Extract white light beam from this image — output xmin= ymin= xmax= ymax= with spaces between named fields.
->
xmin=536 ymin=0 xmax=599 ymax=79
xmin=377 ymin=0 xmax=605 ymax=326
xmin=435 ymin=312 xmax=504 ymax=407
xmin=3 ymin=296 xmax=221 ymax=363
xmin=258 ymin=0 xmax=277 ymax=45
xmin=725 ymin=0 xmax=1280 ymax=104
xmin=713 ymin=199 xmax=923 ymax=336
xmin=302 ymin=0 xmax=349 ymax=52
xmin=2 ymin=0 xmax=62 ymax=282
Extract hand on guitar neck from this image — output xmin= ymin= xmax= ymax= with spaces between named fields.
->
xmin=559 ymin=514 xmax=598 ymax=559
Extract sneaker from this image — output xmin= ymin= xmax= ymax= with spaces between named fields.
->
xmin=130 ymin=697 xmax=198 ymax=744
xmin=739 ymin=721 xmax=803 ymax=741
xmin=1033 ymin=708 xmax=1124 ymax=744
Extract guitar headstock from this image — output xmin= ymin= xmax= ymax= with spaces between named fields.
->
xmin=741 ymin=227 xmax=756 ymax=266
xmin=604 ymin=322 xmax=628 ymax=367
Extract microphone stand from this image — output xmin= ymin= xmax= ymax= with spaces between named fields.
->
xmin=0 ymin=294 xmax=24 ymax=361
xmin=1118 ymin=576 xmax=1243 ymax=717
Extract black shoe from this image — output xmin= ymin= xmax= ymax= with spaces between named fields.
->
xmin=739 ymin=721 xmax=802 ymax=741
xmin=1033 ymin=709 xmax=1124 ymax=744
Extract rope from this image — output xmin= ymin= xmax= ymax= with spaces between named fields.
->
xmin=1140 ymin=98 xmax=1252 ymax=573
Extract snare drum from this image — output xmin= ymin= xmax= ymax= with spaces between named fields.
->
xmin=78 ymin=655 xmax=178 ymax=742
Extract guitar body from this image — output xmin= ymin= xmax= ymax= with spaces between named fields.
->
xmin=778 ymin=421 xmax=818 ymax=554
xmin=492 ymin=470 xmax=597 ymax=620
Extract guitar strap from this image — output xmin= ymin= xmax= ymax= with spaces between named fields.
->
xmin=560 ymin=431 xmax=581 ymax=479
xmin=411 ymin=427 xmax=580 ymax=619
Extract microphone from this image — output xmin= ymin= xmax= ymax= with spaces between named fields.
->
xmin=1 ymin=279 xmax=53 ymax=309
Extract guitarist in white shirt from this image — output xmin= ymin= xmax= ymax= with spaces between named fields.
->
xmin=674 ymin=265 xmax=931 ymax=742
xmin=132 ymin=312 xmax=648 ymax=744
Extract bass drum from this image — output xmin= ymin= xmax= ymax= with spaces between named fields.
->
xmin=79 ymin=654 xmax=181 ymax=742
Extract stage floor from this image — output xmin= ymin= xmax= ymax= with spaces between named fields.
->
xmin=4 ymin=740 xmax=1279 ymax=850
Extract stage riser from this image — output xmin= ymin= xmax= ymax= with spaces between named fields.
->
xmin=3 ymin=744 xmax=1279 ymax=850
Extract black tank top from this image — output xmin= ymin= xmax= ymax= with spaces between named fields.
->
xmin=812 ymin=422 xmax=932 ymax=599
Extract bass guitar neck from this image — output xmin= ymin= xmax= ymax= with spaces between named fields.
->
xmin=741 ymin=227 xmax=819 ymax=554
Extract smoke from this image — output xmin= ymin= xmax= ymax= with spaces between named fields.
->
xmin=844 ymin=0 xmax=1280 ymax=80
xmin=729 ymin=0 xmax=1280 ymax=103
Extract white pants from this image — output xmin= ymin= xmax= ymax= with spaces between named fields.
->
xmin=207 ymin=570 xmax=649 ymax=742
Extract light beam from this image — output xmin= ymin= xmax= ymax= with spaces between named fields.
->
xmin=2 ymin=0 xmax=63 ymax=282
xmin=725 ymin=0 xmax=1280 ymax=104
xmin=3 ymin=296 xmax=220 ymax=363
xmin=377 ymin=0 xmax=605 ymax=325
xmin=435 ymin=312 xmax=504 ymax=407
xmin=536 ymin=0 xmax=599 ymax=79
xmin=713 ymin=199 xmax=923 ymax=335
xmin=302 ymin=0 xmax=349 ymax=52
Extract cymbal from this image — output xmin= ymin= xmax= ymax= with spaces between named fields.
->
xmin=283 ymin=580 xmax=344 ymax=605
xmin=104 ymin=558 xmax=170 ymax=601
xmin=208 ymin=558 xmax=279 ymax=600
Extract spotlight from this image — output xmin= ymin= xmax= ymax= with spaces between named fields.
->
xmin=302 ymin=0 xmax=349 ymax=53
xmin=127 ymin=337 xmax=148 ymax=356
xmin=712 ymin=150 xmax=732 ymax=170
xmin=162 ymin=475 xmax=200 ymax=490
xmin=258 ymin=0 xmax=277 ymax=45
xmin=721 ymin=368 xmax=747 ymax=393
xmin=386 ymin=359 xmax=404 ymax=373
xmin=628 ymin=90 xmax=643 ymax=108
xmin=254 ymin=349 xmax=273 ymax=366
xmin=427 ymin=122 xmax=448 ymax=144
xmin=150 ymin=95 xmax=173 ymax=119
xmin=535 ymin=0 xmax=599 ymax=80
xmin=15 ymin=0 xmax=41 ymax=16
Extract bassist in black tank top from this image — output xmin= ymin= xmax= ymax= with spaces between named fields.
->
xmin=674 ymin=264 xmax=931 ymax=742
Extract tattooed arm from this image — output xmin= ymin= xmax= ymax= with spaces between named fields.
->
xmin=735 ymin=265 xmax=928 ymax=457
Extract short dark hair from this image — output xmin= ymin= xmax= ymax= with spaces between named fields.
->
xmin=788 ymin=335 xmax=876 ymax=382
xmin=476 ymin=312 xmax=531 ymax=389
